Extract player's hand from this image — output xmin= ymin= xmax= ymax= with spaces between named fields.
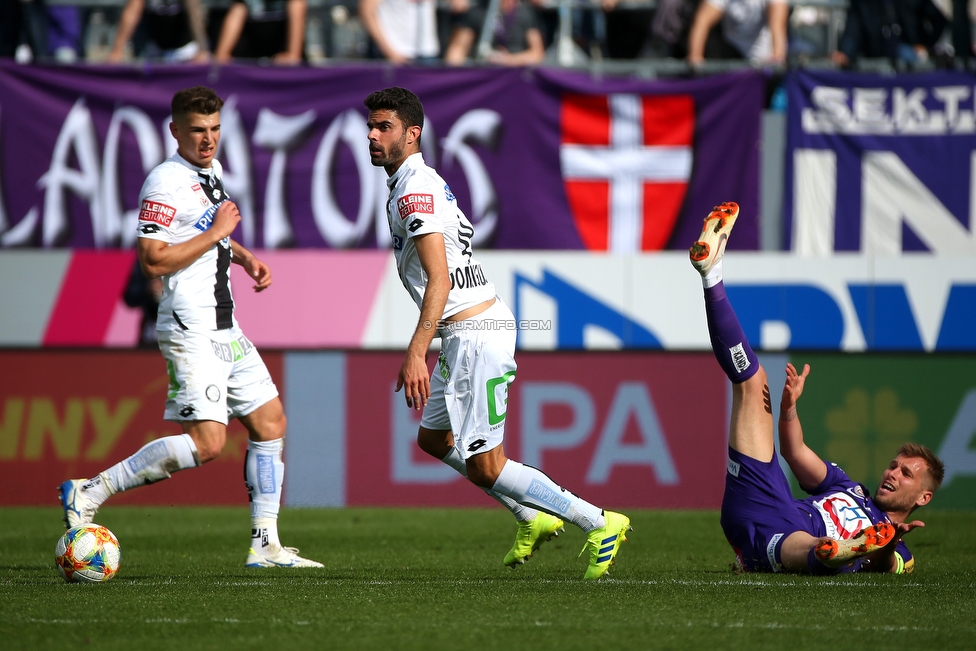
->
xmin=211 ymin=201 xmax=241 ymax=240
xmin=395 ymin=353 xmax=430 ymax=410
xmin=243 ymin=256 xmax=272 ymax=292
xmin=781 ymin=362 xmax=810 ymax=412
xmin=894 ymin=520 xmax=924 ymax=539
xmin=882 ymin=520 xmax=924 ymax=553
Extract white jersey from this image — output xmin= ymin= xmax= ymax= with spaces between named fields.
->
xmin=136 ymin=153 xmax=237 ymax=332
xmin=386 ymin=153 xmax=495 ymax=319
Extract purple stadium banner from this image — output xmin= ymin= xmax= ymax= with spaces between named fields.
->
xmin=785 ymin=69 xmax=976 ymax=255
xmin=0 ymin=62 xmax=762 ymax=251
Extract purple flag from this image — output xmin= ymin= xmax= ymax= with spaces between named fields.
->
xmin=0 ymin=62 xmax=762 ymax=251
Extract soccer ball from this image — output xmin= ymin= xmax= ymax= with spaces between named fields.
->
xmin=55 ymin=524 xmax=121 ymax=584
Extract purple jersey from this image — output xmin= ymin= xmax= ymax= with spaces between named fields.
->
xmin=796 ymin=462 xmax=913 ymax=574
xmin=721 ymin=449 xmax=913 ymax=573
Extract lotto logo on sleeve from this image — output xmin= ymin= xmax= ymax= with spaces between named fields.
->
xmin=397 ymin=193 xmax=434 ymax=220
xmin=138 ymin=200 xmax=176 ymax=227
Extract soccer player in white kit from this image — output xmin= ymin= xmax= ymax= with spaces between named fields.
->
xmin=59 ymin=86 xmax=321 ymax=569
xmin=364 ymin=87 xmax=631 ymax=579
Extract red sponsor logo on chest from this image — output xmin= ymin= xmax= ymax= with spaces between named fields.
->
xmin=397 ymin=193 xmax=434 ymax=220
xmin=138 ymin=200 xmax=176 ymax=227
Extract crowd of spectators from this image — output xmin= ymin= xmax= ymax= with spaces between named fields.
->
xmin=0 ymin=0 xmax=972 ymax=69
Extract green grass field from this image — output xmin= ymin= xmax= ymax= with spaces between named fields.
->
xmin=2 ymin=507 xmax=974 ymax=651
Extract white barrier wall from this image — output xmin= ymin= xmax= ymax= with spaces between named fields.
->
xmin=4 ymin=250 xmax=975 ymax=351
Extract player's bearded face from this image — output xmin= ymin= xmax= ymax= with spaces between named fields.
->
xmin=874 ymin=455 xmax=928 ymax=512
xmin=367 ymin=110 xmax=410 ymax=168
xmin=374 ymin=130 xmax=406 ymax=167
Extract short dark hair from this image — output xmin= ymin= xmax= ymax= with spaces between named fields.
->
xmin=363 ymin=87 xmax=425 ymax=133
xmin=172 ymin=86 xmax=224 ymax=121
xmin=898 ymin=443 xmax=945 ymax=491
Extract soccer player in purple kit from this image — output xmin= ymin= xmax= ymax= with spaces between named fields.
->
xmin=690 ymin=201 xmax=944 ymax=574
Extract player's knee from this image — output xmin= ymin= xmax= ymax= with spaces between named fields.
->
xmin=465 ymin=464 xmax=497 ymax=489
xmin=465 ymin=449 xmax=505 ymax=488
xmin=267 ymin=411 xmax=286 ymax=439
xmin=190 ymin=429 xmax=227 ymax=463
xmin=417 ymin=427 xmax=451 ymax=458
xmin=737 ymin=365 xmax=768 ymax=395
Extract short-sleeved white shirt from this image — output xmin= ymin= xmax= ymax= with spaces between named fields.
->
xmin=136 ymin=153 xmax=237 ymax=332
xmin=706 ymin=0 xmax=785 ymax=61
xmin=375 ymin=0 xmax=439 ymax=59
xmin=386 ymin=153 xmax=496 ymax=319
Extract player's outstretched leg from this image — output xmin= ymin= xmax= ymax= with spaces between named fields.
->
xmin=59 ymin=433 xmax=201 ymax=528
xmin=814 ymin=523 xmax=896 ymax=569
xmin=489 ymin=460 xmax=631 ymax=579
xmin=438 ymin=438 xmax=563 ymax=567
xmin=689 ymin=202 xmax=759 ymax=385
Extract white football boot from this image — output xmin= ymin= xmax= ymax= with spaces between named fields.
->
xmin=59 ymin=478 xmax=102 ymax=529
xmin=246 ymin=545 xmax=324 ymax=568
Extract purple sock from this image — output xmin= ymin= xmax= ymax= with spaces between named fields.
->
xmin=704 ymin=281 xmax=759 ymax=383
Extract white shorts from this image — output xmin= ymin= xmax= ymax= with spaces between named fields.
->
xmin=158 ymin=326 xmax=278 ymax=425
xmin=420 ymin=298 xmax=517 ymax=460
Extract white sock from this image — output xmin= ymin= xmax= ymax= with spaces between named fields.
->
xmin=251 ymin=517 xmax=282 ymax=554
xmin=702 ymin=259 xmax=724 ymax=289
xmin=247 ymin=439 xmax=285 ymax=554
xmin=441 ymin=448 xmax=538 ymax=523
xmin=490 ymin=460 xmax=605 ymax=532
xmin=246 ymin=438 xmax=284 ymax=520
xmin=103 ymin=434 xmax=199 ymax=495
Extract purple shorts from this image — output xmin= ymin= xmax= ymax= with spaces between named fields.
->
xmin=720 ymin=447 xmax=812 ymax=572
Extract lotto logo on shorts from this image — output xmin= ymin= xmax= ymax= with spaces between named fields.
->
xmin=138 ymin=200 xmax=176 ymax=227
xmin=397 ymin=193 xmax=434 ymax=220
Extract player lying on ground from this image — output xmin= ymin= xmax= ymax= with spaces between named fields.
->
xmin=690 ymin=202 xmax=944 ymax=573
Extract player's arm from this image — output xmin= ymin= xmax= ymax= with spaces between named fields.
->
xmin=397 ymin=232 xmax=450 ymax=410
xmin=138 ymin=200 xmax=240 ymax=278
xmin=229 ymin=239 xmax=272 ymax=292
xmin=777 ymin=362 xmax=828 ymax=491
